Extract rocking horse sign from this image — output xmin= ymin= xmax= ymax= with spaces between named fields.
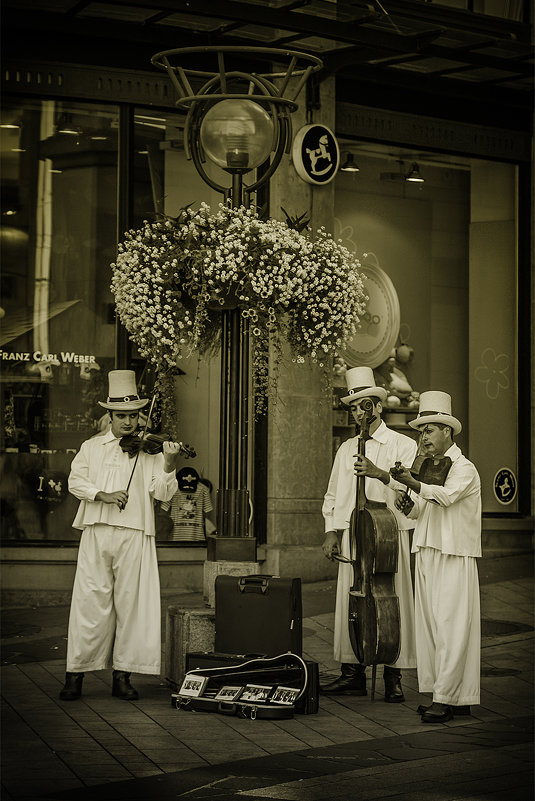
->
xmin=292 ymin=124 xmax=340 ymax=185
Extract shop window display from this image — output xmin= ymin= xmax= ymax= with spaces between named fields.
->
xmin=1 ymin=99 xmax=119 ymax=540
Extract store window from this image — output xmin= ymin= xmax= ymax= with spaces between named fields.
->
xmin=130 ymin=108 xmax=222 ymax=543
xmin=1 ymin=99 xmax=119 ymax=541
xmin=334 ymin=144 xmax=519 ymax=514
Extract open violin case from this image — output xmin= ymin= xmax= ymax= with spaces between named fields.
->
xmin=171 ymin=652 xmax=317 ymax=720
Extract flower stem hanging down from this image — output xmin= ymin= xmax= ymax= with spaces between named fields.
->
xmin=111 ymin=203 xmax=367 ymax=416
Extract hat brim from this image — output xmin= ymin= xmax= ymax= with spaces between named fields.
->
xmin=408 ymin=413 xmax=462 ymax=436
xmin=341 ymin=386 xmax=388 ymax=406
xmin=98 ymin=399 xmax=149 ymax=411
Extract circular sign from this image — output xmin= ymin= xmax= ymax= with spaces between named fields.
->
xmin=292 ymin=124 xmax=340 ymax=185
xmin=341 ymin=255 xmax=400 ymax=368
xmin=493 ymin=468 xmax=517 ymax=505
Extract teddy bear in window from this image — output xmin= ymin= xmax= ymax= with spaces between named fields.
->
xmin=373 ymin=345 xmax=420 ymax=409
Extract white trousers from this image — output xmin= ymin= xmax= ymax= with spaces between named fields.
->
xmin=415 ymin=546 xmax=480 ymax=706
xmin=334 ymin=527 xmax=416 ymax=669
xmin=66 ymin=524 xmax=161 ymax=675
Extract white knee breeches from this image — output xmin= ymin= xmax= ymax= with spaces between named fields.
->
xmin=414 ymin=546 xmax=480 ymax=706
xmin=66 ymin=524 xmax=161 ymax=675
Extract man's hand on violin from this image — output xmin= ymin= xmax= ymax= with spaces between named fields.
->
xmin=95 ymin=489 xmax=128 ymax=510
xmin=353 ymin=455 xmax=390 ymax=485
xmin=390 ymin=463 xmax=421 ymax=493
xmin=162 ymin=440 xmax=184 ymax=472
xmin=322 ymin=531 xmax=341 ymax=560
xmin=390 ymin=463 xmax=411 ymax=484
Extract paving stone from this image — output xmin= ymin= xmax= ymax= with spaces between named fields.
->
xmin=2 ymin=567 xmax=533 ymax=801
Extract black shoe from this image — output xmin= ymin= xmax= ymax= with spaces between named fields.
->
xmin=421 ymin=702 xmax=453 ymax=723
xmin=418 ymin=703 xmax=471 ymax=716
xmin=59 ymin=672 xmax=84 ymax=701
xmin=417 ymin=703 xmax=431 ymax=715
xmin=112 ymin=670 xmax=139 ymax=701
xmin=321 ymin=663 xmax=367 ymax=696
xmin=383 ymin=666 xmax=404 ymax=703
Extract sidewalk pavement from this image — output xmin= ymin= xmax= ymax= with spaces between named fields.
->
xmin=1 ymin=552 xmax=533 ymax=801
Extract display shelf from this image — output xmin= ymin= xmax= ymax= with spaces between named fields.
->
xmin=383 ymin=406 xmax=419 ymax=440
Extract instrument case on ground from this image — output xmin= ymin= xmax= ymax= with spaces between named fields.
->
xmin=184 ymin=651 xmax=319 ymax=715
xmin=171 ymin=652 xmax=317 ymax=720
xmin=214 ymin=574 xmax=302 ymax=656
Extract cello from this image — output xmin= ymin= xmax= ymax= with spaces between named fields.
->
xmin=347 ymin=398 xmax=401 ymax=699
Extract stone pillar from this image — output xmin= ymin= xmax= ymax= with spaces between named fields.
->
xmin=164 ymin=606 xmax=215 ymax=687
xmin=203 ymin=559 xmax=260 ymax=608
xmin=264 ymin=76 xmax=338 ymax=581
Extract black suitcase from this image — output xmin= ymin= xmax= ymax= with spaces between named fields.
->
xmin=185 ymin=651 xmax=319 ymax=715
xmin=214 ymin=574 xmax=302 ymax=656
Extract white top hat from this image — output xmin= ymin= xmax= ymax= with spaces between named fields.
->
xmin=340 ymin=366 xmax=388 ymax=406
xmin=98 ymin=370 xmax=149 ymax=411
xmin=408 ymin=390 xmax=462 ymax=435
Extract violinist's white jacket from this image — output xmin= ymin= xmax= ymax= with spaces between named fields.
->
xmin=69 ymin=428 xmax=178 ymax=536
xmin=406 ymin=443 xmax=481 ymax=557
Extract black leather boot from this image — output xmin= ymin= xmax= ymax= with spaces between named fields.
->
xmin=383 ymin=665 xmax=404 ymax=703
xmin=59 ymin=672 xmax=84 ymax=701
xmin=112 ymin=670 xmax=139 ymax=701
xmin=321 ymin=663 xmax=367 ymax=695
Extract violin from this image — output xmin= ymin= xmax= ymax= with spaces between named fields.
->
xmin=117 ymin=391 xmax=196 ymax=512
xmin=347 ymin=399 xmax=401 ymax=692
xmin=120 ymin=432 xmax=196 ymax=459
xmin=393 ymin=438 xmax=452 ymax=515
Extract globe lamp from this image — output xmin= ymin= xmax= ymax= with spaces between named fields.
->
xmin=200 ymin=99 xmax=274 ymax=172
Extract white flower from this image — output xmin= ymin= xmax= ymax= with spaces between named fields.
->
xmin=111 ymin=202 xmax=366 ymax=415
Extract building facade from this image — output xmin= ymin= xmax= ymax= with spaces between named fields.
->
xmin=1 ymin=0 xmax=533 ymax=603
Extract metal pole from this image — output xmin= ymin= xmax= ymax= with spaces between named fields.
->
xmin=217 ymin=170 xmax=250 ymax=539
xmin=217 ymin=311 xmax=229 ymax=536
xmin=227 ymin=307 xmax=240 ymax=493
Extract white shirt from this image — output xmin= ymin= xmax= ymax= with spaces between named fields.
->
xmin=409 ymin=443 xmax=481 ymax=557
xmin=322 ymin=420 xmax=418 ymax=533
xmin=68 ymin=429 xmax=178 ymax=536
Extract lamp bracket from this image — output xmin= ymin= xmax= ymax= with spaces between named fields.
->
xmin=151 ymin=46 xmax=323 ymax=110
xmin=151 ymin=46 xmax=323 ymax=198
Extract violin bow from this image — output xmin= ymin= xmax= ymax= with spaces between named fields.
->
xmin=121 ymin=392 xmax=157 ymax=507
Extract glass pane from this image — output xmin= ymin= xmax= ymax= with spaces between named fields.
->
xmin=334 ymin=144 xmax=519 ymax=514
xmin=129 ymin=108 xmax=223 ymax=543
xmin=1 ymin=99 xmax=119 ymax=541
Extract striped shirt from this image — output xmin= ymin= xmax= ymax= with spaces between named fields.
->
xmin=161 ymin=484 xmax=213 ymax=542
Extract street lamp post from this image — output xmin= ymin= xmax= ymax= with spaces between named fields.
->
xmin=151 ymin=47 xmax=322 ymax=553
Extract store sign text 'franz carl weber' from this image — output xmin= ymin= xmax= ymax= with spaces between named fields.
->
xmin=0 ymin=351 xmax=97 ymax=364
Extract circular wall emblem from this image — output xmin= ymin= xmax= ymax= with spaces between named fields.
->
xmin=292 ymin=124 xmax=340 ymax=185
xmin=493 ymin=468 xmax=517 ymax=505
xmin=341 ymin=255 xmax=400 ymax=368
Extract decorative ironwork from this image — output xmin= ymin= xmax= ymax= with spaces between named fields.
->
xmin=151 ymin=46 xmax=323 ymax=196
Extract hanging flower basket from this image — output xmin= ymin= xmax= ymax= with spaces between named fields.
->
xmin=111 ymin=202 xmax=367 ymax=419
